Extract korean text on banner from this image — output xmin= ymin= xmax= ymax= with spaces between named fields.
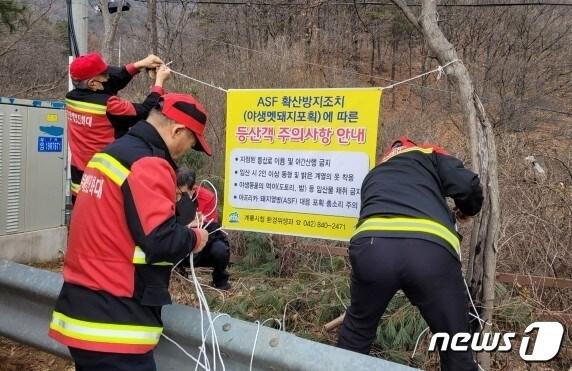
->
xmin=222 ymin=88 xmax=382 ymax=241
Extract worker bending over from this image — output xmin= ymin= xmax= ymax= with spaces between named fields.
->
xmin=337 ymin=136 xmax=483 ymax=371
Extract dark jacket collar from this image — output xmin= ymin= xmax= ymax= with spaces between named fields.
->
xmin=129 ymin=121 xmax=177 ymax=170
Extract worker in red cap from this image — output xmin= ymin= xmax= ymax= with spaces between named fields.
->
xmin=49 ymin=90 xmax=212 ymax=370
xmin=67 ymin=52 xmax=168 ymax=204
xmin=175 ymin=166 xmax=231 ymax=290
xmin=337 ymin=136 xmax=483 ymax=371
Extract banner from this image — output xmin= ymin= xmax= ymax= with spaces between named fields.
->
xmin=222 ymin=88 xmax=382 ymax=241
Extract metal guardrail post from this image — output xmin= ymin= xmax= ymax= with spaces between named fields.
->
xmin=0 ymin=260 xmax=419 ymax=371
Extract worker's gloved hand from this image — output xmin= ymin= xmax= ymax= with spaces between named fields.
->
xmin=453 ymin=207 xmax=470 ymax=223
xmin=191 ymin=228 xmax=209 ymax=253
xmin=134 ymin=54 xmax=164 ymax=70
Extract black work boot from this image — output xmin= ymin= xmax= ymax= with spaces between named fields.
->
xmin=214 ymin=280 xmax=231 ymax=290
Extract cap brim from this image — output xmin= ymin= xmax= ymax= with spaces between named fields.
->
xmin=194 ymin=133 xmax=212 ymax=156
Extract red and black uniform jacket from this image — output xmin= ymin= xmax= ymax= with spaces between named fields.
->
xmin=66 ymin=63 xmax=164 ymax=197
xmin=195 ymin=186 xmax=219 ymax=223
xmin=49 ymin=121 xmax=202 ymax=354
xmin=353 ymin=137 xmax=483 ymax=258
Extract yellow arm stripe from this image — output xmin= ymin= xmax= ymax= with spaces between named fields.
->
xmin=71 ymin=182 xmax=81 ymax=194
xmin=133 ymin=246 xmax=173 ymax=266
xmin=66 ymin=99 xmax=107 ymax=115
xmin=354 ymin=217 xmax=460 ymax=253
xmin=86 ymin=153 xmax=130 ymax=186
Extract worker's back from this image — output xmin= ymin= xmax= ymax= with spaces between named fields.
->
xmin=66 ymin=88 xmax=116 ymax=172
xmin=339 ymin=137 xmax=483 ymax=371
xmin=355 ymin=137 xmax=483 ymax=257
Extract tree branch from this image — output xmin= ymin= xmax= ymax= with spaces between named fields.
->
xmin=0 ymin=1 xmax=53 ymax=58
xmin=352 ymin=0 xmax=370 ymax=33
xmin=12 ymin=73 xmax=67 ymax=96
xmin=390 ymin=0 xmax=422 ymax=33
xmin=100 ymin=0 xmax=126 ymax=62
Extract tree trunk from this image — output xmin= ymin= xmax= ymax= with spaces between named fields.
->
xmin=369 ymin=35 xmax=376 ymax=85
xmin=420 ymin=43 xmax=429 ymax=112
xmin=391 ymin=0 xmax=500 ymax=369
xmin=146 ymin=0 xmax=158 ymax=55
xmin=99 ymin=0 xmax=125 ymax=63
xmin=390 ymin=35 xmax=399 ymax=109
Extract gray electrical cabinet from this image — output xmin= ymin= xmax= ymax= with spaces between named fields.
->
xmin=0 ymin=97 xmax=67 ymax=262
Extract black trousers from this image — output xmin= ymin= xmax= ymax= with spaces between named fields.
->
xmin=195 ymin=237 xmax=230 ymax=286
xmin=69 ymin=347 xmax=156 ymax=371
xmin=337 ymin=237 xmax=477 ymax=371
xmin=180 ymin=236 xmax=230 ymax=286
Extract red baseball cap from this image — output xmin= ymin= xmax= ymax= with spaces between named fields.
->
xmin=70 ymin=53 xmax=109 ymax=81
xmin=160 ymin=93 xmax=212 ymax=156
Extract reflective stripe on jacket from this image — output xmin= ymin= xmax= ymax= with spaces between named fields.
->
xmin=355 ymin=137 xmax=482 ymax=257
xmin=353 ymin=216 xmax=461 ymax=255
xmin=50 ymin=121 xmax=199 ymax=354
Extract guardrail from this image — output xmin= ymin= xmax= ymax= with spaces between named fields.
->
xmin=0 ymin=260 xmax=418 ymax=371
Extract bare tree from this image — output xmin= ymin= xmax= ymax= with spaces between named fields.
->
xmin=0 ymin=1 xmax=52 ymax=58
xmin=146 ymin=0 xmax=158 ymax=55
xmin=0 ymin=0 xmax=67 ymax=99
xmin=99 ymin=0 xmax=126 ymax=62
xmin=0 ymin=0 xmax=26 ymax=32
xmin=391 ymin=0 xmax=500 ymax=369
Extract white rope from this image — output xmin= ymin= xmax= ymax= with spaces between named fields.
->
xmin=170 ymin=69 xmax=228 ymax=93
xmin=411 ymin=326 xmax=430 ymax=358
xmin=189 ymin=253 xmax=226 ymax=371
xmin=203 ymin=218 xmax=214 ymax=230
xmin=196 ymin=179 xmax=219 ymax=220
xmin=463 ymin=277 xmax=488 ymax=330
xmin=204 ymin=313 xmax=232 ymax=336
xmin=380 ymin=59 xmax=460 ymax=90
xmin=194 ymin=178 xmax=227 ymax=236
xmin=249 ymin=321 xmax=262 ymax=371
xmin=170 ymin=254 xmax=226 ymax=371
xmin=172 ymin=258 xmax=280 ymax=371
xmin=166 ymin=60 xmax=459 ymax=95
xmin=161 ymin=332 xmax=209 ymax=370
xmin=208 ymin=226 xmax=228 ymax=236
xmin=261 ymin=318 xmax=283 ymax=331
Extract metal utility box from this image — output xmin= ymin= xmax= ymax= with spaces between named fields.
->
xmin=0 ymin=97 xmax=67 ymax=262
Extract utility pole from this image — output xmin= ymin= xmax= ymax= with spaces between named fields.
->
xmin=71 ymin=0 xmax=89 ymax=56
xmin=68 ymin=0 xmax=88 ymax=89
xmin=66 ymin=0 xmax=88 ymax=222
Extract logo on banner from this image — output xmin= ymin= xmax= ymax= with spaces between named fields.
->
xmin=228 ymin=212 xmax=239 ymax=223
xmin=429 ymin=321 xmax=564 ymax=361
